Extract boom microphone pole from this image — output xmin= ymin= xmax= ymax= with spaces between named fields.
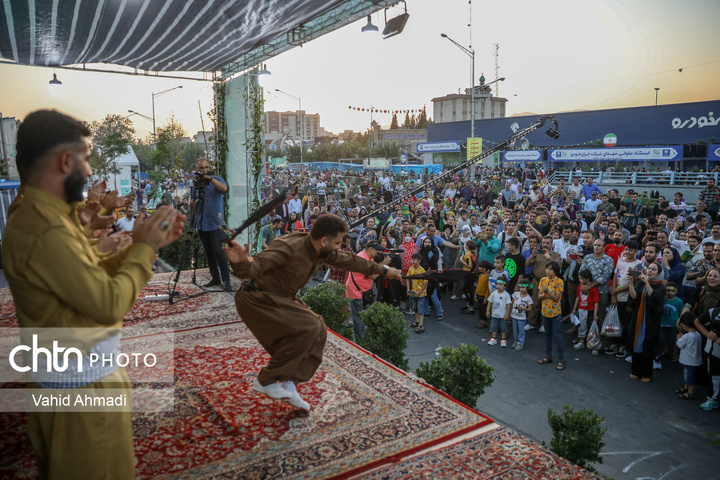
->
xmin=350 ymin=115 xmax=560 ymax=229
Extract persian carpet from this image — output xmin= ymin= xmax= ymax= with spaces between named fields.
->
xmin=358 ymin=427 xmax=601 ymax=480
xmin=1 ymin=271 xmax=496 ymax=479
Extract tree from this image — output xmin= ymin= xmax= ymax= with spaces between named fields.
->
xmin=180 ymin=142 xmax=207 ymax=172
xmin=88 ymin=114 xmax=136 ymax=182
xmin=132 ymin=141 xmax=155 ymax=173
xmin=153 ymin=114 xmax=186 ymax=176
xmin=403 ymin=112 xmax=411 ymax=128
xmin=372 ymin=141 xmax=401 ymax=158
xmin=409 ymin=113 xmax=417 ymax=129
xmin=416 ymin=107 xmax=428 ymax=129
xmin=390 ymin=113 xmax=399 ymax=130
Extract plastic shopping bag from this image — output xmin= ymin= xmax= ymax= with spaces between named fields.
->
xmin=601 ymin=305 xmax=622 ymax=338
xmin=586 ymin=320 xmax=602 ymax=351
xmin=569 ymin=313 xmax=580 ymax=326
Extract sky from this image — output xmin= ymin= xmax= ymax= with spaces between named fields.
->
xmin=1 ymin=0 xmax=719 ymax=140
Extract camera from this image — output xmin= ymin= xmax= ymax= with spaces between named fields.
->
xmin=374 ymin=249 xmax=402 ymax=263
xmin=194 ymin=170 xmax=214 ymax=198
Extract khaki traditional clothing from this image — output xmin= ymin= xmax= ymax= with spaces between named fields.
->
xmin=231 ymin=232 xmax=383 ymax=385
xmin=3 ymin=186 xmax=156 ymax=480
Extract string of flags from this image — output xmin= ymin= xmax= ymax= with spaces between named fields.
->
xmin=348 ymin=106 xmax=425 ymax=114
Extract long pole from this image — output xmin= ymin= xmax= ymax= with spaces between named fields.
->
xmin=655 ymin=88 xmax=659 ymax=106
xmin=299 ymin=97 xmax=303 ymax=164
xmin=471 ymin=52 xmax=475 ymax=139
xmin=152 ymin=94 xmax=156 ymax=146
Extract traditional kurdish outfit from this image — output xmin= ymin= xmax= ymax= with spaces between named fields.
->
xmin=231 ymin=232 xmax=384 ymax=386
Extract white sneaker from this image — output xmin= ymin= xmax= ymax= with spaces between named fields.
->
xmin=592 ymin=350 xmax=599 ymax=355
xmin=253 ymin=378 xmax=292 ymax=399
xmin=285 ymin=391 xmax=311 ymax=412
xmin=653 ymin=360 xmax=662 ymax=370
xmin=501 ymin=340 xmax=508 ymax=348
xmin=487 ymin=338 xmax=498 ymax=346
xmin=450 ymin=295 xmax=460 ymax=300
xmin=524 ymin=324 xmax=535 ymax=331
xmin=574 ymin=341 xmax=585 ymax=350
xmin=539 ymin=326 xmax=545 ymax=333
xmin=625 ymin=355 xmax=632 ymax=364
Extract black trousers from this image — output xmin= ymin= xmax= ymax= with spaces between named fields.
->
xmin=198 ymin=228 xmax=230 ymax=284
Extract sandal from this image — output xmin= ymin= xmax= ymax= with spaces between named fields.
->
xmin=556 ymin=361 xmax=566 ymax=371
xmin=537 ymin=357 xmax=553 ymax=365
xmin=409 ymin=321 xmax=420 ymax=328
xmin=415 ymin=325 xmax=425 ymax=333
xmin=640 ymin=377 xmax=651 ymax=383
xmin=475 ymin=322 xmax=488 ymax=329
xmin=675 ymin=387 xmax=688 ymax=395
xmin=678 ymin=391 xmax=695 ymax=400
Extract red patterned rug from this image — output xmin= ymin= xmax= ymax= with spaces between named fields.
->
xmin=1 ymin=271 xmax=496 ymax=479
xmin=359 ymin=426 xmax=601 ymax=480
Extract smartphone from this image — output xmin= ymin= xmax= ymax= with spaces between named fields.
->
xmin=536 ymin=248 xmax=544 ymax=254
xmin=569 ymin=254 xmax=579 ymax=260
xmin=602 ymin=212 xmax=611 ymax=217
xmin=520 ymin=220 xmax=528 ymax=225
xmin=628 ymin=270 xmax=641 ymax=277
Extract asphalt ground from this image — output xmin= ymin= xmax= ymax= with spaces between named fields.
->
xmin=403 ymin=294 xmax=720 ymax=480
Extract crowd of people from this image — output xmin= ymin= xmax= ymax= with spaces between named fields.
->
xmin=259 ymin=166 xmax=720 ymax=412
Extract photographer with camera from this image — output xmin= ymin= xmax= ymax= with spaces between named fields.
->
xmin=192 ymin=157 xmax=232 ymax=291
xmin=345 ymin=240 xmax=392 ymax=342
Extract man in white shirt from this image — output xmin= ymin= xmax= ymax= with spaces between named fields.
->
xmin=117 ymin=206 xmax=136 ymax=231
xmin=288 ymin=196 xmax=303 ymax=216
xmin=567 ymin=178 xmax=582 ymax=202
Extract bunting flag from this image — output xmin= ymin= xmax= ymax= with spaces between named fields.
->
xmin=348 ymin=106 xmax=425 ymax=114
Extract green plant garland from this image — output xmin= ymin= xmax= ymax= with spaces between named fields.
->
xmin=213 ymin=80 xmax=229 ymax=224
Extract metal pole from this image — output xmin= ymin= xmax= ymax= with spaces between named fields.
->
xmin=471 ymin=51 xmax=475 ymax=139
xmin=655 ymin=88 xmax=659 ymax=106
xmin=152 ymin=93 xmax=157 ymax=146
xmin=299 ymin=97 xmax=303 ymax=165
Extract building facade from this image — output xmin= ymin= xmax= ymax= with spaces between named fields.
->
xmin=432 ymin=85 xmax=508 ymax=124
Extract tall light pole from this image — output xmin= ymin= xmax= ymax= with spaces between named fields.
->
xmin=151 ymin=85 xmax=183 ymax=145
xmin=275 ymin=88 xmax=303 ymax=164
xmin=441 ymin=33 xmax=475 ymax=139
xmin=655 ymin=87 xmax=660 ymax=106
xmin=477 ymin=76 xmax=505 ymax=119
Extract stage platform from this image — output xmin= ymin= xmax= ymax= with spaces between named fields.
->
xmin=0 ymin=272 xmax=599 ymax=479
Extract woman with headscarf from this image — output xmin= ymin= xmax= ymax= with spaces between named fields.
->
xmin=420 ymin=237 xmax=445 ymax=321
xmin=630 ymin=223 xmax=647 ymax=245
xmin=627 ymin=262 xmax=667 ymax=381
xmin=660 ymin=247 xmax=685 ymax=285
xmin=284 ymin=212 xmax=304 ymax=235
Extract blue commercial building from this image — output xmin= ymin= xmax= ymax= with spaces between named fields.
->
xmin=427 ymin=100 xmax=720 ymax=168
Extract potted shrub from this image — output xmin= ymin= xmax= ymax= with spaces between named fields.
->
xmin=544 ymin=405 xmax=607 ymax=473
xmin=415 ymin=344 xmax=495 ymax=408
xmin=358 ymin=302 xmax=409 ymax=370
xmin=299 ymin=281 xmax=354 ymax=341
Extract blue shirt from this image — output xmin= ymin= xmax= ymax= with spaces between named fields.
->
xmin=581 ymin=183 xmax=603 ymax=200
xmin=416 ymin=234 xmax=445 ymax=249
xmin=193 ymin=175 xmax=227 ymax=231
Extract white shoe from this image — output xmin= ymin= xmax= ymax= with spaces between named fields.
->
xmin=524 ymin=324 xmax=535 ymax=331
xmin=286 ymin=391 xmax=311 ymax=412
xmin=487 ymin=338 xmax=498 ymax=346
xmin=574 ymin=341 xmax=585 ymax=350
xmin=253 ymin=378 xmax=292 ymax=399
xmin=592 ymin=350 xmax=599 ymax=355
xmin=539 ymin=326 xmax=545 ymax=333
xmin=450 ymin=295 xmax=460 ymax=300
xmin=625 ymin=355 xmax=632 ymax=364
xmin=500 ymin=340 xmax=507 ymax=348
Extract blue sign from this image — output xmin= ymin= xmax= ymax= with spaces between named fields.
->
xmin=709 ymin=144 xmax=720 ymax=161
xmin=503 ymin=150 xmax=542 ymax=162
xmin=548 ymin=146 xmax=682 ymax=162
xmin=428 ymin=100 xmax=720 ymax=148
xmin=416 ymin=141 xmax=461 ymax=153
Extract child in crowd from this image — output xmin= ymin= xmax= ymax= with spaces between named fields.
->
xmin=486 ymin=276 xmax=512 ymax=347
xmin=510 ymin=281 xmax=533 ymax=350
xmin=563 ymin=235 xmax=583 ymax=282
xmin=460 ymin=241 xmax=478 ymax=315
xmin=676 ymin=312 xmax=702 ymax=400
xmin=537 ymin=261 xmax=566 ymax=370
xmin=657 ymin=281 xmax=684 ymax=370
xmin=489 ymin=255 xmax=509 ymax=293
xmin=475 ymin=260 xmax=492 ymax=329
xmin=407 ymin=254 xmax=428 ymax=334
xmin=572 ymin=269 xmax=599 ymax=352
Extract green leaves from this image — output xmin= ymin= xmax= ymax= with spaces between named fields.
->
xmin=299 ymin=281 xmax=353 ymax=341
xmin=415 ymin=344 xmax=495 ymax=408
xmin=358 ymin=303 xmax=409 ymax=370
xmin=544 ymin=405 xmax=607 ymax=472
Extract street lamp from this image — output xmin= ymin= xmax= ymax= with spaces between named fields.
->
xmin=441 ymin=33 xmax=475 ymax=139
xmin=275 ymin=88 xmax=303 ymax=164
xmin=655 ymin=87 xmax=660 ymax=106
xmin=477 ymin=75 xmax=505 ymax=119
xmin=151 ymin=85 xmax=183 ymax=145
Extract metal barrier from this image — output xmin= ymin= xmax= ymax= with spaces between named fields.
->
xmin=548 ymin=170 xmax=717 ymax=186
